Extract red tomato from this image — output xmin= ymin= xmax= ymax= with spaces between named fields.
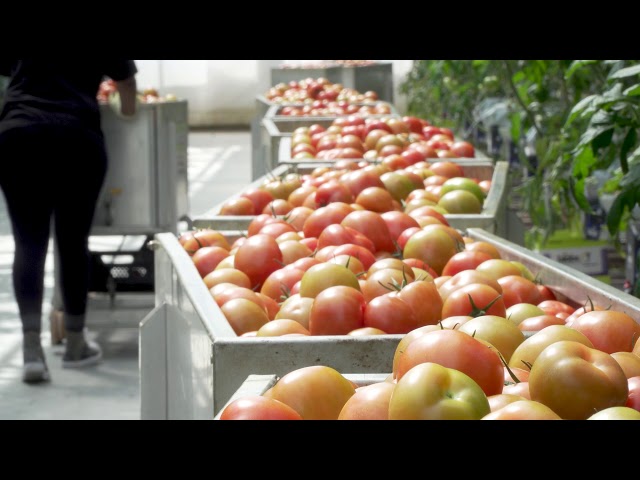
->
xmin=191 ymin=246 xmax=230 ymax=278
xmin=497 ymin=275 xmax=543 ymax=308
xmin=396 ymin=328 xmax=505 ymax=396
xmin=341 ymin=210 xmax=396 ymax=254
xmin=260 ymin=268 xmax=305 ymax=302
xmin=302 ymin=202 xmax=354 ymax=239
xmin=219 ymin=396 xmax=303 ymax=420
xmin=517 ymin=314 xmax=566 ymax=332
xmin=397 ymin=280 xmax=443 ymax=327
xmin=438 ymin=270 xmax=502 ymax=302
xmin=181 ymin=229 xmax=231 ymax=254
xmin=441 ymin=251 xmax=493 ymax=277
xmin=332 ymin=244 xmax=377 ymax=270
xmin=626 ymin=376 xmax=640 ymax=411
xmin=449 ymin=141 xmax=475 ymax=158
xmin=402 ymin=227 xmax=460 ymax=276
xmin=569 ymin=310 xmax=640 ymax=354
xmin=536 ymin=299 xmax=575 ymax=316
xmin=441 ymin=283 xmax=506 ymax=319
xmin=233 ymin=234 xmax=283 ymax=290
xmin=355 ymin=187 xmax=396 ymax=213
xmin=219 ymin=197 xmax=255 ymax=216
xmin=241 ymin=188 xmax=274 ymax=215
xmin=364 ymin=293 xmax=419 ymax=334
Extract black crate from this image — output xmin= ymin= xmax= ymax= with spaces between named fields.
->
xmin=88 ymin=237 xmax=155 ymax=293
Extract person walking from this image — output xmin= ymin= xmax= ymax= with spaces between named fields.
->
xmin=0 ymin=59 xmax=138 ymax=383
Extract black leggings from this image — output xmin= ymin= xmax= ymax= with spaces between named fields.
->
xmin=0 ymin=124 xmax=107 ymax=333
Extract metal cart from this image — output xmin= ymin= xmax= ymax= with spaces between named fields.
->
xmin=49 ymin=100 xmax=190 ymax=344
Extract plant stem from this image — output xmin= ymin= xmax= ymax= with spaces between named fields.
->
xmin=504 ymin=61 xmax=544 ymax=138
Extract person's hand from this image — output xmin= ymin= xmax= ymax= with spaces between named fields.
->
xmin=108 ymin=91 xmax=139 ymax=120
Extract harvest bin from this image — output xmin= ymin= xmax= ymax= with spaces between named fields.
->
xmin=139 ymin=228 xmax=640 ymax=420
xmin=193 ymin=160 xmax=510 ymax=238
xmin=255 ymin=104 xmax=399 ymax=179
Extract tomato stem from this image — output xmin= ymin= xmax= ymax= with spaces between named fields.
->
xmin=467 ymin=293 xmax=503 ymax=318
xmin=498 ymin=351 xmax=521 ymax=384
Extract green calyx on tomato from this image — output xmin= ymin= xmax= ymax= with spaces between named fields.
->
xmin=467 ymin=293 xmax=503 ymax=318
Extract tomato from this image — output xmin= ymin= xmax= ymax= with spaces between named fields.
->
xmin=256 ymin=319 xmax=310 ymax=337
xmin=332 ymin=244 xmax=377 ymax=271
xmin=338 ymin=382 xmax=395 ymax=420
xmin=518 ymin=314 xmax=566 ymax=332
xmin=487 ymin=393 xmax=528 ymax=412
xmin=258 ymin=220 xmax=296 ymax=239
xmin=395 ymin=328 xmax=504 ymax=396
xmin=438 ymin=315 xmax=473 ymax=329
xmin=610 ymin=352 xmax=640 ymax=378
xmin=465 ymin=241 xmax=502 ymax=259
xmin=458 ymin=315 xmax=525 ymax=363
xmin=241 ymin=188 xmax=274 ymax=215
xmin=588 ymin=406 xmax=640 ymax=420
xmin=220 ymin=298 xmax=270 ymax=336
xmin=361 ymin=268 xmax=413 ymax=303
xmin=181 ymin=229 xmax=231 ymax=255
xmin=504 ymin=366 xmax=530 ymax=384
xmin=317 ymin=224 xmax=376 ymax=252
xmin=482 ymin=400 xmax=561 ymax=420
xmin=441 ymin=251 xmax=493 ymax=277
xmin=203 ymin=268 xmax=251 ymax=290
xmin=402 ymin=227 xmax=460 ymax=276
xmin=302 ymin=202 xmax=354 ymax=239
xmin=260 ymin=268 xmax=305 ymax=302
xmin=314 ymin=180 xmax=355 ymax=206
xmin=449 ymin=141 xmax=475 ymax=158
xmin=626 ymin=376 xmax=640 ymax=411
xmin=563 ymin=302 xmax=605 ymax=325
xmin=505 ymin=303 xmax=546 ymax=326
xmin=364 ymin=293 xmax=419 ymax=334
xmin=308 ymin=286 xmax=366 ymax=335
xmin=379 ymin=211 xmax=420 ymax=244
xmin=233 ymin=234 xmax=283 ymax=290
xmin=288 ymin=185 xmax=317 ymax=207
xmin=191 ymin=246 xmax=230 ymax=278
xmin=285 ymin=257 xmax=321 ymax=273
xmin=299 ymin=262 xmax=361 ymax=299
xmin=275 ymin=294 xmax=313 ymax=330
xmin=389 ymin=362 xmax=490 ymax=420
xmin=441 ymin=283 xmax=506 ymax=319
xmin=397 ymin=280 xmax=443 ymax=327
xmin=529 ymin=341 xmax=628 ymax=419
xmin=537 ymin=299 xmax=575 ymax=317
xmin=278 ymin=240 xmax=313 ymax=266
xmin=354 ymin=186 xmax=395 ymax=213
xmin=535 ymin=284 xmax=557 ymax=302
xmin=247 ymin=213 xmax=280 ymax=237
xmin=329 ymin=254 xmax=366 ymax=277
xmin=502 ymin=381 xmax=531 ymax=399
xmin=219 ymin=196 xmax=255 ymax=215
xmin=508 ymin=325 xmax=594 ymax=371
xmin=427 ymin=160 xmax=464 ymax=179
xmin=475 ymin=259 xmax=522 ymax=280
xmin=342 ymin=213 xmax=396 ymax=255
xmin=219 ymin=396 xmax=303 ymax=420
xmin=438 ymin=269 xmax=500 ymax=297
xmin=267 ymin=366 xmax=356 ymax=420
xmin=569 ymin=310 xmax=640 ymax=354
xmin=285 ymin=206 xmax=314 ymax=232
xmin=497 ymin=275 xmax=543 ymax=308
xmin=342 ymin=168 xmax=385 ymax=198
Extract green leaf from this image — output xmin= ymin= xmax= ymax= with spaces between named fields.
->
xmin=572 ymin=145 xmax=595 ymax=178
xmin=510 ymin=111 xmax=521 ymax=141
xmin=621 ymin=127 xmax=638 ymax=166
xmin=578 ymin=125 xmax=613 ymax=150
xmin=571 ymin=177 xmax=591 ymax=212
xmin=623 ymin=84 xmax=640 ymax=96
xmin=606 ymin=188 xmax=636 ymax=236
xmin=591 ymin=128 xmax=614 ymax=152
xmin=565 ymin=60 xmax=598 ymax=80
xmin=566 ymin=94 xmax=597 ymax=125
xmin=609 ymin=64 xmax=640 ymax=80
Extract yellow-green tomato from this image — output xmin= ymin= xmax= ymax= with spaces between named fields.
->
xmin=388 ymin=362 xmax=490 ymax=420
xmin=588 ymin=406 xmax=640 ymax=420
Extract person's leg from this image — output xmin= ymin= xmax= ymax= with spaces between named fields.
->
xmin=52 ymin=127 xmax=108 ymax=367
xmin=0 ymin=126 xmax=56 ymax=383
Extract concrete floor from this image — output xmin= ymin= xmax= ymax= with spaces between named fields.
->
xmin=0 ymin=130 xmax=251 ymax=420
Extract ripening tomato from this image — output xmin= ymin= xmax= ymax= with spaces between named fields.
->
xmin=497 ymin=275 xmax=543 ymax=308
xmin=256 ymin=319 xmax=310 ymax=337
xmin=508 ymin=325 xmax=594 ymax=371
xmin=275 ymin=294 xmax=313 ymax=330
xmin=389 ymin=362 xmax=490 ymax=420
xmin=610 ymin=352 xmax=640 ymax=379
xmin=458 ymin=315 xmax=526 ymax=363
xmin=220 ymin=298 xmax=270 ymax=336
xmin=203 ymin=268 xmax=251 ymax=290
xmin=529 ymin=341 xmax=628 ymax=420
xmin=267 ymin=366 xmax=357 ymax=420
xmin=219 ymin=396 xmax=303 ymax=420
xmin=626 ymin=376 xmax=640 ymax=411
xmin=299 ymin=263 xmax=361 ymax=299
xmin=587 ymin=406 xmax=640 ymax=420
xmin=181 ymin=229 xmax=231 ymax=254
xmin=364 ymin=293 xmax=419 ymax=334
xmin=438 ymin=270 xmax=502 ymax=302
xmin=338 ymin=382 xmax=395 ymax=420
xmin=482 ymin=400 xmax=561 ymax=420
xmin=487 ymin=394 xmax=528 ymax=413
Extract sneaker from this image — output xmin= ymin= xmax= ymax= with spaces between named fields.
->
xmin=23 ymin=332 xmax=51 ymax=384
xmin=62 ymin=331 xmax=103 ymax=368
